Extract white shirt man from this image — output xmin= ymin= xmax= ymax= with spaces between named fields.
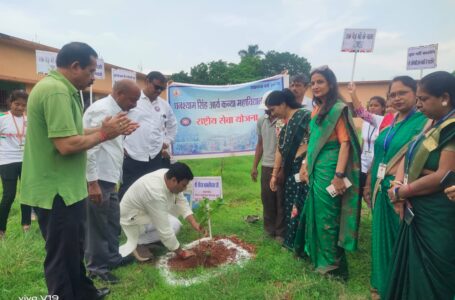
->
xmin=85 ymin=95 xmax=123 ymax=183
xmin=123 ymin=91 xmax=177 ymax=161
xmin=83 ymin=80 xmax=141 ymax=284
xmin=119 ymin=163 xmax=205 ymax=261
xmin=119 ymin=71 xmax=178 ymax=201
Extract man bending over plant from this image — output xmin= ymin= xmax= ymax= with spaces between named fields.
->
xmin=119 ymin=162 xmax=206 ymax=261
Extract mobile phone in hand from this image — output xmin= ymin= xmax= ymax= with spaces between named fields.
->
xmin=440 ymin=170 xmax=455 ymax=190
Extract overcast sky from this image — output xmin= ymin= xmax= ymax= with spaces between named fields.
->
xmin=1 ymin=0 xmax=454 ymax=82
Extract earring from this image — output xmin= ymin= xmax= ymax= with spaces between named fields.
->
xmin=442 ymin=101 xmax=448 ymax=107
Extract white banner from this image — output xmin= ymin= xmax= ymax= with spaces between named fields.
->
xmin=406 ymin=44 xmax=438 ymax=70
xmin=36 ymin=50 xmax=106 ymax=79
xmin=95 ymin=59 xmax=105 ymax=79
xmin=341 ymin=28 xmax=377 ymax=52
xmin=36 ymin=50 xmax=57 ymax=74
xmin=168 ymin=75 xmax=287 ymax=159
xmin=112 ymin=68 xmax=136 ymax=86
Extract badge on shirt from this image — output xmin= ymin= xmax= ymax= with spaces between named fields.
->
xmin=363 ymin=150 xmax=373 ymax=158
xmin=154 ymin=106 xmax=160 ymax=112
xmin=377 ymin=163 xmax=387 ymax=180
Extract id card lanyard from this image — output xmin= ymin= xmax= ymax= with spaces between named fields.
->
xmin=404 ymin=109 xmax=455 ymax=184
xmin=366 ymin=124 xmax=376 ymax=153
xmin=11 ymin=113 xmax=25 ymax=150
xmin=377 ymin=109 xmax=416 ymax=180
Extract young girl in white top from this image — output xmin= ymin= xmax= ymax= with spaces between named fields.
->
xmin=0 ymin=90 xmax=31 ymax=237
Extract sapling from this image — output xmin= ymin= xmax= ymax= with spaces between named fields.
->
xmin=194 ymin=197 xmax=223 ymax=239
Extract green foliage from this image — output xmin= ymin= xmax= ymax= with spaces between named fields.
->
xmin=170 ymin=71 xmax=192 ymax=83
xmin=262 ymin=51 xmax=311 ymax=78
xmin=170 ymin=45 xmax=311 ymax=85
xmin=194 ymin=197 xmax=224 ymax=229
xmin=238 ymin=44 xmax=265 ymax=59
xmin=190 ymin=63 xmax=210 ymax=84
xmin=228 ymin=56 xmax=264 ymax=84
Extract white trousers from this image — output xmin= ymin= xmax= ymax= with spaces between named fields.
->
xmin=137 ymin=214 xmax=182 ymax=245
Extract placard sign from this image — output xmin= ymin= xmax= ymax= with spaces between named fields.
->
xmin=36 ymin=50 xmax=57 ymax=74
xmin=341 ymin=28 xmax=377 ymax=52
xmin=192 ymin=176 xmax=223 ymax=202
xmin=95 ymin=59 xmax=105 ymax=79
xmin=407 ymin=44 xmax=438 ymax=70
xmin=112 ymin=68 xmax=136 ymax=86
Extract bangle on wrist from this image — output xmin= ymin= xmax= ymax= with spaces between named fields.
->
xmin=406 ymin=183 xmax=412 ymax=196
xmin=335 ymin=172 xmax=345 ymax=178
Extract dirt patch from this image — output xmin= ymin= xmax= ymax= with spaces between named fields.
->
xmin=167 ymin=235 xmax=255 ymax=271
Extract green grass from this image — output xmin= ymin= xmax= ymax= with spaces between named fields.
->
xmin=0 ymin=156 xmax=372 ymax=300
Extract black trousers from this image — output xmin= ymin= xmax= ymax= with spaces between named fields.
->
xmin=0 ymin=162 xmax=31 ymax=232
xmin=118 ymin=153 xmax=170 ymax=201
xmin=35 ymin=196 xmax=98 ymax=300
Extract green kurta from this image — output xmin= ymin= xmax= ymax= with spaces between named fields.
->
xmin=384 ymin=117 xmax=455 ymax=300
xmin=278 ymin=109 xmax=311 ymax=250
xmin=369 ymin=111 xmax=427 ymax=294
xmin=294 ymin=101 xmax=361 ymax=276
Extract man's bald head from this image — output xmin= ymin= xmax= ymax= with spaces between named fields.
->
xmin=112 ymin=79 xmax=141 ymax=111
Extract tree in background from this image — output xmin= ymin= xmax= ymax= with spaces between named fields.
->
xmin=190 ymin=63 xmax=210 ymax=84
xmin=238 ymin=44 xmax=265 ymax=59
xmin=170 ymin=71 xmax=192 ymax=83
xmin=170 ymin=45 xmax=311 ymax=85
xmin=262 ymin=51 xmax=311 ymax=78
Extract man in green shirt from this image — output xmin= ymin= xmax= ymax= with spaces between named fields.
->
xmin=21 ymin=42 xmax=137 ymax=300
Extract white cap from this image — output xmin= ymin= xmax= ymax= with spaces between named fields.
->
xmin=259 ymin=90 xmax=274 ymax=109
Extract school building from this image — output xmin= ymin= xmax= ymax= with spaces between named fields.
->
xmin=0 ymin=32 xmax=147 ymax=111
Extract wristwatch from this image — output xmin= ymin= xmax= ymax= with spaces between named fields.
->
xmin=335 ymin=172 xmax=345 ymax=178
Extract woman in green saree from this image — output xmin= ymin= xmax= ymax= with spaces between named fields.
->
xmin=268 ymin=89 xmax=311 ymax=249
xmin=367 ymin=76 xmax=428 ymax=297
xmin=384 ymin=71 xmax=455 ymax=300
xmin=294 ymin=66 xmax=361 ymax=279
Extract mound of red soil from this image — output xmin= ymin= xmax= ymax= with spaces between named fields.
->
xmin=167 ymin=235 xmax=255 ymax=271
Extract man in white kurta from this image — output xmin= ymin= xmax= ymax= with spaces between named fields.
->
xmin=119 ymin=163 xmax=204 ymax=260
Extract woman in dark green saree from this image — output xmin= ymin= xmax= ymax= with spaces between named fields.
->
xmin=367 ymin=76 xmax=428 ymax=298
xmin=268 ymin=89 xmax=311 ymax=249
xmin=294 ymin=66 xmax=361 ymax=279
xmin=384 ymin=71 xmax=455 ymax=300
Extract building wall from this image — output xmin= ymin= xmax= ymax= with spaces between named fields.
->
xmin=0 ymin=39 xmax=146 ymax=95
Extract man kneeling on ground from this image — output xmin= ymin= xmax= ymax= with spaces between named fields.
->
xmin=119 ymin=162 xmax=206 ymax=260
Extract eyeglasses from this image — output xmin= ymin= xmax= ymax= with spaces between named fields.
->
xmin=150 ymin=83 xmax=165 ymax=92
xmin=388 ymin=90 xmax=411 ymax=99
xmin=155 ymin=84 xmax=165 ymax=92
xmin=310 ymin=65 xmax=329 ymax=73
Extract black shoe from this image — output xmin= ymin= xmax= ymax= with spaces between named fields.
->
xmin=89 ymin=271 xmax=120 ymax=284
xmin=112 ymin=255 xmax=135 ymax=269
xmin=96 ymin=287 xmax=110 ymax=299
